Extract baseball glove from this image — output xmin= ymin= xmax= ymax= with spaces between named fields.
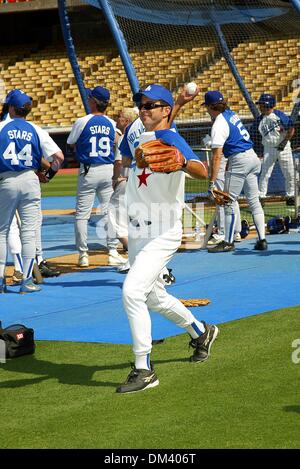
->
xmin=36 ymin=158 xmax=51 ymax=183
xmin=211 ymin=188 xmax=233 ymax=206
xmin=135 ymin=139 xmax=185 ymax=173
xmin=179 ymin=298 xmax=211 ymax=307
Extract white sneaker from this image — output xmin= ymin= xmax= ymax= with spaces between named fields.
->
xmin=118 ymin=260 xmax=130 ymax=273
xmin=108 ymin=249 xmax=127 ymax=265
xmin=207 ymin=234 xmax=225 ymax=245
xmin=78 ymin=252 xmax=89 ymax=267
xmin=234 ymin=232 xmax=241 ymax=242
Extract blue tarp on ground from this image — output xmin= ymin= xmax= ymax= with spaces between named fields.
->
xmin=1 ymin=228 xmax=300 ymax=344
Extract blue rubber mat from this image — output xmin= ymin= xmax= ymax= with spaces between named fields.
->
xmin=1 ymin=234 xmax=300 ymax=343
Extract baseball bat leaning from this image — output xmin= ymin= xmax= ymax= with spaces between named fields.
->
xmin=15 ymin=210 xmax=43 ymax=284
xmin=202 ymin=206 xmax=218 ymax=249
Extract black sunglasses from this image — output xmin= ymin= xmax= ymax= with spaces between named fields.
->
xmin=138 ymin=102 xmax=165 ymax=111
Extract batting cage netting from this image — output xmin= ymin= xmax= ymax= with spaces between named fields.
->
xmin=59 ymin=0 xmax=300 ymax=228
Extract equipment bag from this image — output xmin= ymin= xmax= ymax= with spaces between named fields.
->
xmin=0 ymin=323 xmax=35 ymax=358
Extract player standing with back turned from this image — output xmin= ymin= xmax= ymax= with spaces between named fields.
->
xmin=204 ymin=90 xmax=267 ymax=253
xmin=0 ymin=90 xmax=64 ymax=293
xmin=116 ymin=84 xmax=219 ymax=394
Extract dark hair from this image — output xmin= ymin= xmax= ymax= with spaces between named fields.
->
xmin=159 ymin=99 xmax=172 ymax=122
xmin=0 ymin=103 xmax=9 ymax=121
xmin=12 ymin=102 xmax=32 ymax=118
xmin=92 ymin=98 xmax=108 ymax=113
xmin=209 ymin=101 xmax=228 ymax=112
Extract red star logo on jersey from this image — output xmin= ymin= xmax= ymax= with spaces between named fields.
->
xmin=137 ymin=168 xmax=152 ymax=187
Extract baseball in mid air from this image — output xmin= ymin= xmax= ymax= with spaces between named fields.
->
xmin=186 ymin=82 xmax=197 ymax=95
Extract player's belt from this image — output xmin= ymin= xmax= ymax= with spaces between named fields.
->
xmin=129 ymin=217 xmax=152 ymax=228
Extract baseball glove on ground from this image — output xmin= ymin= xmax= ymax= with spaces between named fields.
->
xmin=179 ymin=298 xmax=211 ymax=307
xmin=135 ymin=139 xmax=186 ymax=173
xmin=211 ymin=188 xmax=233 ymax=206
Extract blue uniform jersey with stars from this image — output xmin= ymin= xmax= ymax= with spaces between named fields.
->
xmin=0 ymin=118 xmax=42 ymax=173
xmin=70 ymin=114 xmax=116 ymax=165
xmin=211 ymin=109 xmax=253 ymax=158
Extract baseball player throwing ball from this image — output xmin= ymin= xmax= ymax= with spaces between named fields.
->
xmin=0 ymin=90 xmax=64 ymax=293
xmin=116 ymin=84 xmax=218 ymax=394
xmin=254 ymin=93 xmax=295 ymax=205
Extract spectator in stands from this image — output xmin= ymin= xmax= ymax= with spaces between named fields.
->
xmin=204 ymin=90 xmax=267 ymax=252
xmin=251 ymin=93 xmax=295 ymax=206
xmin=67 ymin=86 xmax=126 ymax=268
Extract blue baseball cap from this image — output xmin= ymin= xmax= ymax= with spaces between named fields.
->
xmin=256 ymin=93 xmax=276 ymax=108
xmin=86 ymin=86 xmax=110 ymax=102
xmin=202 ymin=90 xmax=225 ymax=106
xmin=133 ymin=84 xmax=174 ymax=107
xmin=5 ymin=89 xmax=28 ymax=105
xmin=8 ymin=90 xmax=32 ymax=108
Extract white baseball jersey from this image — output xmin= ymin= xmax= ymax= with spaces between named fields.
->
xmin=125 ymin=130 xmax=204 ymax=230
xmin=258 ymin=110 xmax=293 ymax=147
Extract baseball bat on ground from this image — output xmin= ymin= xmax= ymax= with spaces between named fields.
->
xmin=15 ymin=210 xmax=43 ymax=284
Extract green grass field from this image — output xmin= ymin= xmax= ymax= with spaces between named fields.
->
xmin=1 ymin=307 xmax=299 ymax=449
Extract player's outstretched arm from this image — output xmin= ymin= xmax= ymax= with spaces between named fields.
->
xmin=184 ymin=160 xmax=208 ymax=180
xmin=171 ymin=84 xmax=200 ymax=123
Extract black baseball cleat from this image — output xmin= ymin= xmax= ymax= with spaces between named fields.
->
xmin=207 ymin=240 xmax=235 ymax=253
xmin=116 ymin=365 xmax=159 ymax=394
xmin=254 ymin=239 xmax=268 ymax=251
xmin=189 ymin=322 xmax=219 ymax=363
xmin=38 ymin=260 xmax=61 ymax=277
xmin=162 ymin=268 xmax=176 ymax=286
xmin=240 ymin=219 xmax=250 ymax=239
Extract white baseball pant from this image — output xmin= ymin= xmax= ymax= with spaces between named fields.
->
xmin=215 ymin=156 xmax=241 ymax=236
xmin=75 ymin=163 xmax=119 ymax=253
xmin=259 ymin=142 xmax=295 ymax=197
xmin=122 ymin=220 xmax=203 ymax=359
xmin=107 ymin=179 xmax=128 ymax=239
xmin=0 ymin=170 xmax=40 ymax=280
xmin=225 ymin=149 xmax=265 ymax=243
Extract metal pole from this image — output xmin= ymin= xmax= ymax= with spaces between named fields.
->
xmin=98 ymin=0 xmax=140 ymax=95
xmin=214 ymin=23 xmax=259 ymax=119
xmin=57 ymin=0 xmax=90 ymax=113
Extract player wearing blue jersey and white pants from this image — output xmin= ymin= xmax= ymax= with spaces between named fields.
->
xmin=0 ymin=90 xmax=64 ymax=293
xmin=67 ymin=86 xmax=126 ymax=268
xmin=204 ymin=91 xmax=267 ymax=253
xmin=253 ymin=93 xmax=295 ymax=205
xmin=116 ymin=84 xmax=219 ymax=394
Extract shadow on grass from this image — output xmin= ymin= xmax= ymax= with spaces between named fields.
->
xmin=0 ymin=356 xmax=188 ymax=389
xmin=283 ymin=405 xmax=300 ymax=414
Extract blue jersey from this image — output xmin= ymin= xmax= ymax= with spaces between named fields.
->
xmin=0 ymin=118 xmax=43 ymax=173
xmin=67 ymin=114 xmax=116 ymax=165
xmin=211 ymin=109 xmax=253 ymax=157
